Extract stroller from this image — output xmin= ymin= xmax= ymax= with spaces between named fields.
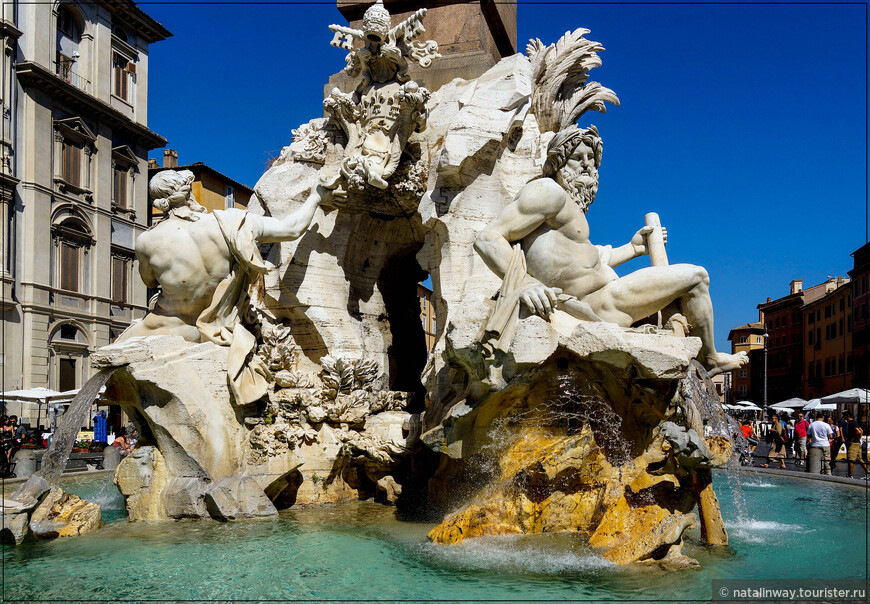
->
xmin=739 ymin=437 xmax=759 ymax=466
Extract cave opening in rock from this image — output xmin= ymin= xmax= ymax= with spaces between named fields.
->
xmin=378 ymin=245 xmax=428 ymax=413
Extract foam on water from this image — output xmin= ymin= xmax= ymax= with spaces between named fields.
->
xmin=741 ymin=481 xmax=778 ymax=488
xmin=418 ymin=534 xmax=615 ymax=575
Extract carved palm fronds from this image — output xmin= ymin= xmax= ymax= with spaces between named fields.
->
xmin=526 ymin=28 xmax=620 ymax=133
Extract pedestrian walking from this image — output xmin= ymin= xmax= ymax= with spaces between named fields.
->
xmin=760 ymin=415 xmax=787 ymax=469
xmin=842 ymin=410 xmax=869 ymax=479
xmin=794 ymin=412 xmax=810 ymax=467
xmin=807 ymin=413 xmax=834 ymax=475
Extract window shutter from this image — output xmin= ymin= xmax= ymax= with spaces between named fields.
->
xmin=112 ymin=256 xmax=127 ymax=303
xmin=61 ymin=243 xmax=78 ymax=292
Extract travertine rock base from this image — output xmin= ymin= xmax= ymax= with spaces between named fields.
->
xmin=29 ymin=487 xmax=102 ymax=539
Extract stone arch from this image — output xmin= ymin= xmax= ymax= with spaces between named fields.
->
xmin=51 ymin=204 xmax=93 ymax=239
xmin=49 ymin=319 xmax=92 ymax=349
xmin=48 ymin=320 xmax=92 ymax=392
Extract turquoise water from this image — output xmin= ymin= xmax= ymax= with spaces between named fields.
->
xmin=2 ymin=472 xmax=866 ymax=601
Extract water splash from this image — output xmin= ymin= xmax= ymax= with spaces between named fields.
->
xmin=13 ymin=368 xmax=117 ymax=502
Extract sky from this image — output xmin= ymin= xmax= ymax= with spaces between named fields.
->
xmin=141 ymin=1 xmax=868 ymax=353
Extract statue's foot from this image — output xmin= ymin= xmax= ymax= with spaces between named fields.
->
xmin=704 ymin=351 xmax=749 ymax=377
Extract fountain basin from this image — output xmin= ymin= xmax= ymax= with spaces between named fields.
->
xmin=2 ymin=472 xmax=865 ymax=601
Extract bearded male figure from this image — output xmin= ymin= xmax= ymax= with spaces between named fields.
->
xmin=474 ymin=126 xmax=747 ymax=376
xmin=120 ymin=169 xmax=329 ymax=403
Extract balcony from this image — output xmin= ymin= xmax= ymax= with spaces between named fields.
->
xmin=55 ymin=58 xmax=90 ymax=94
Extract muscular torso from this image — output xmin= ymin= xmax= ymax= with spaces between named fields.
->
xmin=521 ymin=182 xmax=618 ymax=299
xmin=136 ymin=214 xmax=233 ymax=325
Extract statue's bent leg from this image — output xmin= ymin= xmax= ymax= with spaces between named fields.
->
xmin=584 ymin=264 xmax=747 ymax=375
xmin=584 ymin=264 xmax=708 ymax=327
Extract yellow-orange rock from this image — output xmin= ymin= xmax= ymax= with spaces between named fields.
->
xmin=29 ymin=487 xmax=102 ymax=539
xmin=428 ymin=425 xmax=614 ymax=545
xmin=427 ymin=504 xmax=523 ymax=544
xmin=601 ymin=512 xmax=697 ymax=565
xmin=588 ymin=495 xmax=670 ymax=550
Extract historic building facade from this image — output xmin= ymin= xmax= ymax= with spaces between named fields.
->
xmin=727 ymin=321 xmax=765 ymax=402
xmin=1 ymin=1 xmax=169 ymax=395
xmin=802 ymin=277 xmax=852 ymax=400
xmin=849 ymin=242 xmax=870 ymax=390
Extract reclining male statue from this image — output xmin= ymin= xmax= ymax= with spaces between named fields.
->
xmin=119 ymin=169 xmax=329 ymax=403
xmin=473 ymin=125 xmax=747 ymax=377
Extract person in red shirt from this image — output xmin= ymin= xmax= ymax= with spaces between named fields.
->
xmin=794 ymin=412 xmax=810 ymax=467
xmin=740 ymin=420 xmax=757 ymax=453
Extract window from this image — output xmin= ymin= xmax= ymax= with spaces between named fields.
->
xmin=57 ymin=6 xmax=78 ymax=39
xmin=756 ymin=335 xmax=762 ymax=344
xmin=840 ymin=298 xmax=845 ymax=312
xmin=739 ymin=369 xmax=747 ymax=378
xmin=738 ymin=385 xmax=747 ymax=395
xmin=113 ymin=165 xmax=127 ymax=208
xmin=739 ymin=336 xmax=747 ymax=344
xmin=111 ymin=255 xmax=128 ymax=303
xmin=61 ymin=140 xmax=81 ymax=187
xmin=808 ymin=313 xmax=815 ymax=324
xmin=838 ymin=356 xmax=844 ymax=375
xmin=60 ymin=241 xmax=79 ymax=291
xmin=54 ymin=117 xmax=96 ymax=196
xmin=59 ymin=324 xmax=78 ymax=340
xmin=808 ymin=330 xmax=814 ymax=345
xmin=225 ymin=185 xmax=235 ymax=210
xmin=113 ymin=52 xmax=130 ymax=101
xmin=52 ymin=213 xmax=92 ymax=294
xmin=825 ymin=305 xmax=832 ymax=318
xmin=58 ymin=358 xmax=77 ymax=391
xmin=111 ymin=146 xmax=137 ymax=212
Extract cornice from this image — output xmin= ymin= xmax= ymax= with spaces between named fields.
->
xmin=16 ymin=61 xmax=167 ymax=150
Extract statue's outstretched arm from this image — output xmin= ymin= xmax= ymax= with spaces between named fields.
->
xmin=606 ymin=225 xmax=668 ymax=268
xmin=256 ymin=184 xmax=331 ymax=243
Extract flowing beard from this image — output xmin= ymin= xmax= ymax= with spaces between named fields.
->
xmin=558 ymin=168 xmax=599 ymax=213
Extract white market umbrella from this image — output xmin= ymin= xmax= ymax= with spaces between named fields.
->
xmin=770 ymin=397 xmax=807 ymax=410
xmin=803 ymin=398 xmax=835 ymax=411
xmin=2 ymin=386 xmax=65 ymax=429
xmin=733 ymin=401 xmax=762 ymax=411
xmin=820 ymin=388 xmax=870 ymax=405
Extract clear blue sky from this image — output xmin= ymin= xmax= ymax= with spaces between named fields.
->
xmin=142 ymin=1 xmax=867 ymax=353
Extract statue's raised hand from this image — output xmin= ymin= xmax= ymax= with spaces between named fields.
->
xmin=631 ymin=225 xmax=668 ymax=257
xmin=520 ymin=285 xmax=563 ymax=317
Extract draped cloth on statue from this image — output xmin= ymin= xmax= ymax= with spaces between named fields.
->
xmin=195 ymin=209 xmax=272 ymax=406
xmin=480 ymin=244 xmax=528 ymax=355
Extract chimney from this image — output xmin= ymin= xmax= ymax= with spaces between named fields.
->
xmin=147 ymin=158 xmax=158 ymax=169
xmin=163 ymin=149 xmax=178 ymax=168
xmin=790 ymin=279 xmax=803 ymax=294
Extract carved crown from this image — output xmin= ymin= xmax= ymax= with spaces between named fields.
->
xmin=363 ymin=0 xmax=391 ymax=42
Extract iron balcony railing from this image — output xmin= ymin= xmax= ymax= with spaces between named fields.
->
xmin=55 ymin=59 xmax=90 ymax=93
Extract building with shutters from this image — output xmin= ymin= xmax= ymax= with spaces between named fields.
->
xmin=0 ymin=1 xmax=169 ymax=417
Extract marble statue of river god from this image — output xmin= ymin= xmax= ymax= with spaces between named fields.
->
xmin=4 ymin=1 xmax=744 ymax=570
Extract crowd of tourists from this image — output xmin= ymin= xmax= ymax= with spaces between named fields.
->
xmin=736 ymin=409 xmax=869 ymax=479
xmin=1 ymin=411 xmax=139 ymax=477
